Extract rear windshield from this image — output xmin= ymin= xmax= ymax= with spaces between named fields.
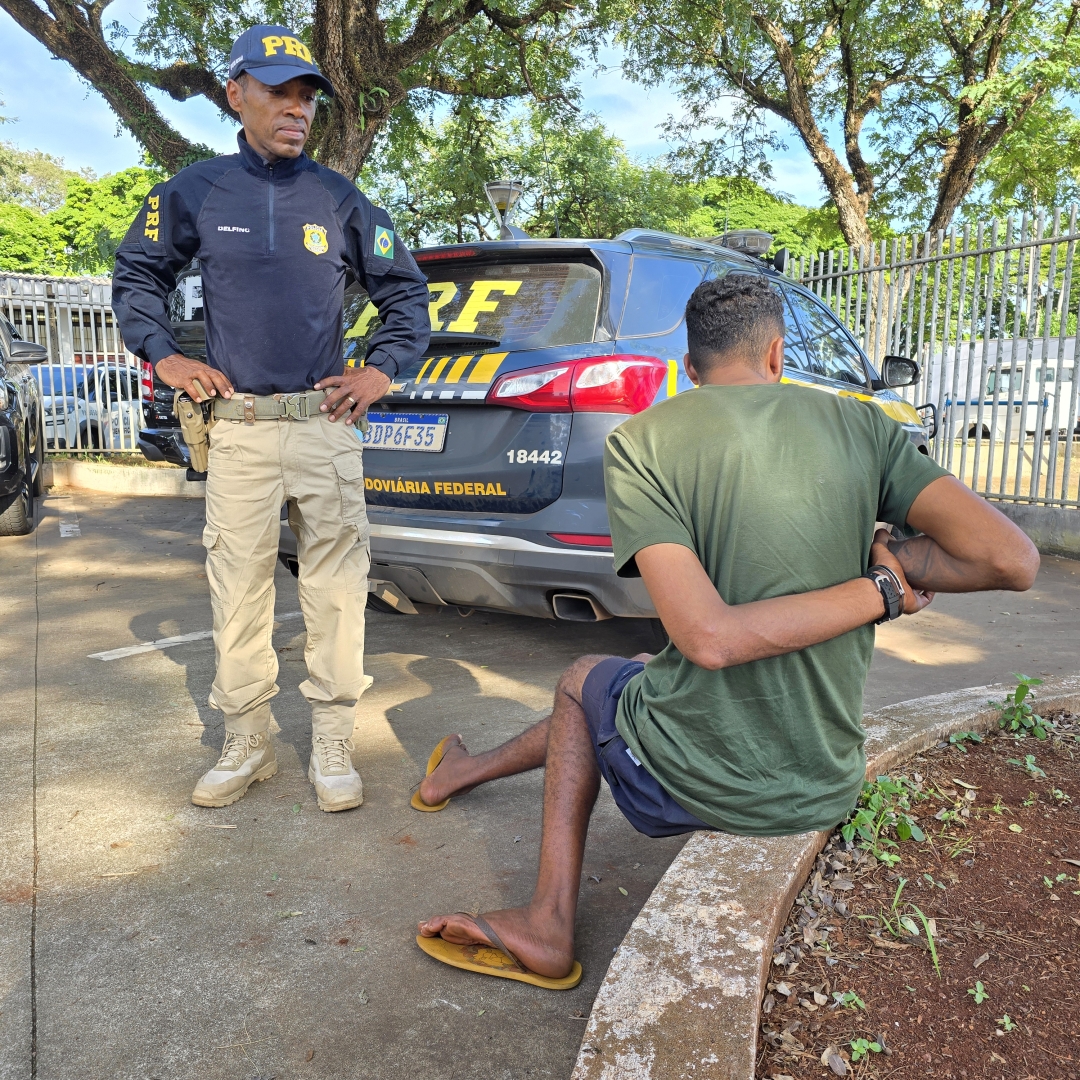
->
xmin=344 ymin=259 xmax=602 ymax=361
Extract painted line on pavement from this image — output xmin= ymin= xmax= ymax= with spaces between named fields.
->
xmin=55 ymin=495 xmax=81 ymax=537
xmin=88 ymin=611 xmax=304 ymax=661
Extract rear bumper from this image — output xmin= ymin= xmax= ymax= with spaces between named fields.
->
xmin=279 ymin=518 xmax=655 ymax=620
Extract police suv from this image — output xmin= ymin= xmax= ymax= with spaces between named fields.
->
xmin=154 ymin=230 xmax=929 ymax=623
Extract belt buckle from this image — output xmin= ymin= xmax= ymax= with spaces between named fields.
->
xmin=242 ymin=395 xmax=255 ymax=425
xmin=277 ymin=393 xmax=307 ymax=421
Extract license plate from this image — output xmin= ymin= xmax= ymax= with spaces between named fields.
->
xmin=361 ymin=412 xmax=448 ymax=452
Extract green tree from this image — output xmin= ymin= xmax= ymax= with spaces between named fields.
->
xmin=682 ymin=177 xmax=845 ymax=256
xmin=0 ymin=142 xmax=92 ymax=213
xmin=606 ymin=0 xmax=1080 ymax=247
xmin=52 ymin=167 xmax=162 ymax=274
xmin=363 ymin=104 xmax=701 ymax=244
xmin=1 ymin=0 xmax=592 ymax=178
xmin=0 ymin=203 xmax=67 ymax=273
xmin=0 ymin=165 xmax=162 ymax=275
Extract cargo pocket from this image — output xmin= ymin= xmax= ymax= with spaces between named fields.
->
xmin=332 ymin=452 xmax=367 ymax=524
xmin=201 ymin=525 xmax=225 ymax=596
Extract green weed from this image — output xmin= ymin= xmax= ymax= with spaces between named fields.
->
xmin=832 ymin=990 xmax=866 ymax=1010
xmin=968 ymin=981 xmax=990 ymax=1004
xmin=1008 ymin=754 xmax=1046 ymax=779
xmin=1052 ymin=788 xmax=1071 ymax=803
xmin=912 ymin=905 xmax=941 ymax=977
xmin=849 ymin=1038 xmax=882 ymax=1062
xmin=997 ymin=1014 xmax=1015 ymax=1032
xmin=949 ymin=730 xmax=984 ymax=752
xmin=840 ymin=775 xmax=927 ymax=865
xmin=991 ymin=674 xmax=1052 ymax=739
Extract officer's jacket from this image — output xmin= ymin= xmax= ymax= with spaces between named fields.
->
xmin=112 ymin=133 xmax=430 ymax=395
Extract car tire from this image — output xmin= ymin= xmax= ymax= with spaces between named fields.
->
xmin=80 ymin=424 xmax=101 ymax=450
xmin=0 ymin=482 xmax=33 ymax=537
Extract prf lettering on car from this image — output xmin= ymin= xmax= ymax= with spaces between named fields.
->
xmin=261 ymin=35 xmax=312 ymax=61
xmin=143 ymin=195 xmax=161 ymax=243
xmin=347 ymin=280 xmax=523 ymax=340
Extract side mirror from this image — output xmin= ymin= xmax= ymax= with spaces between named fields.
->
xmin=880 ymin=355 xmax=921 ymax=388
xmin=915 ymin=402 xmax=937 ymax=439
xmin=9 ymin=340 xmax=48 ymax=363
xmin=772 ymin=247 xmax=791 ymax=274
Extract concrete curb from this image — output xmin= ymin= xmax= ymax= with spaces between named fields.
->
xmin=571 ymin=672 xmax=1080 ymax=1080
xmin=44 ymin=460 xmax=205 ymax=499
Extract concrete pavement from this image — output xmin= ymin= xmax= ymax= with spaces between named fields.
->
xmin=1 ymin=492 xmax=1077 ymax=1080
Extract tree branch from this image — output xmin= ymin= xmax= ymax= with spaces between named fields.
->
xmin=0 ymin=0 xmax=206 ymax=171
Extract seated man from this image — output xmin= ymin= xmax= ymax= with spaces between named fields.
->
xmin=413 ymin=275 xmax=1039 ymax=987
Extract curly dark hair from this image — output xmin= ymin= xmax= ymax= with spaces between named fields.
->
xmin=685 ymin=275 xmax=785 ymax=374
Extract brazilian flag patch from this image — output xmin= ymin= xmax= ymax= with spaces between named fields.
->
xmin=374 ymin=226 xmax=395 ymax=259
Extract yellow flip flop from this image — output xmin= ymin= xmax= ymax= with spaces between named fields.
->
xmin=410 ymin=735 xmax=456 ymax=812
xmin=415 ymin=914 xmax=583 ymax=990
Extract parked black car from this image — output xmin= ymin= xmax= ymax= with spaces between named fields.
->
xmin=0 ymin=318 xmax=47 ymax=536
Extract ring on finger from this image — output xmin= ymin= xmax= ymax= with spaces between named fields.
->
xmin=347 ymin=395 xmax=356 ymax=405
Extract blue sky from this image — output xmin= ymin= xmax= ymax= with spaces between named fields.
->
xmin=1 ymin=11 xmax=825 ymax=206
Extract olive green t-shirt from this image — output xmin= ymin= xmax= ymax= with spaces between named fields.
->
xmin=605 ymin=382 xmax=949 ymax=836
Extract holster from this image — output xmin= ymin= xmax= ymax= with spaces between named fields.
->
xmin=173 ymin=387 xmax=213 ymax=473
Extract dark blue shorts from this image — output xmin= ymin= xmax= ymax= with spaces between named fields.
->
xmin=581 ymin=656 xmax=714 ymax=839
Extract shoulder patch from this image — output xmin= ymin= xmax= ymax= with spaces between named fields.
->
xmin=143 ymin=192 xmax=162 ymax=243
xmin=373 ymin=226 xmax=394 ymax=259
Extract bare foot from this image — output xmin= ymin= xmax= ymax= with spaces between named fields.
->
xmin=417 ymin=735 xmax=478 ymax=807
xmin=417 ymin=907 xmax=575 ymax=978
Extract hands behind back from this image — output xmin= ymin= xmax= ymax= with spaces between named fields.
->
xmin=870 ymin=528 xmax=934 ymax=615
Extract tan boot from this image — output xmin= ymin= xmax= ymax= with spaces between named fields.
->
xmin=308 ymin=735 xmax=363 ymax=812
xmin=192 ymin=731 xmax=277 ymax=807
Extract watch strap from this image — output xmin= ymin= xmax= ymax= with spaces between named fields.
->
xmin=865 ymin=565 xmax=904 ymax=623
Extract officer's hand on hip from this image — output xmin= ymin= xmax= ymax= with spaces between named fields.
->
xmin=156 ymin=355 xmax=235 ymax=402
xmin=316 ymin=366 xmax=391 ymax=424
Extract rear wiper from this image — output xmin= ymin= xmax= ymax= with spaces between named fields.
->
xmin=427 ymin=331 xmax=501 ymax=349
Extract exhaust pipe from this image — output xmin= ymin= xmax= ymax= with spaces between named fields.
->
xmin=551 ymin=592 xmax=611 ymax=622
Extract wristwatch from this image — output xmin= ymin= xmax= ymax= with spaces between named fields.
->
xmin=864 ymin=565 xmax=905 ymax=623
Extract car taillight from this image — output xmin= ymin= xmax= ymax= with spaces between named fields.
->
xmin=139 ymin=360 xmax=153 ymax=400
xmin=548 ymin=533 xmax=613 ymax=548
xmin=490 ymin=364 xmax=573 ymax=411
xmin=488 ymin=355 xmax=667 ymax=414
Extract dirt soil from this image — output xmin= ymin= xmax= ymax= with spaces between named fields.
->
xmin=757 ymin=709 xmax=1080 ymax=1080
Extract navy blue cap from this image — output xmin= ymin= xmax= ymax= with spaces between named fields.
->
xmin=228 ymin=25 xmax=334 ymax=97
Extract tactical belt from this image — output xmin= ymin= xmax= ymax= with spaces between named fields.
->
xmin=212 ymin=390 xmax=329 ymax=423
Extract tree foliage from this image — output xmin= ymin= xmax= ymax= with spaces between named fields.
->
xmin=0 ymin=142 xmax=93 ymax=213
xmin=605 ymin=0 xmax=1080 ymax=247
xmin=0 ymin=164 xmax=161 ymax=275
xmin=361 ymin=105 xmax=845 ymax=251
xmin=1 ymin=0 xmax=592 ymax=177
xmin=363 ymin=104 xmax=701 ymax=244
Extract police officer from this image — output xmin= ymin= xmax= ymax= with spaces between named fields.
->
xmin=113 ymin=25 xmax=430 ymax=812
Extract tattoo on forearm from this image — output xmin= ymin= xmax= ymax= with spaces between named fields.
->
xmin=888 ymin=536 xmax=969 ymax=591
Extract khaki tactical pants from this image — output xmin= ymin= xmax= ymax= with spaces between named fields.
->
xmin=202 ymin=412 xmax=372 ymax=740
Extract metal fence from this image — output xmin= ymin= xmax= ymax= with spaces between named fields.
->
xmin=790 ymin=209 xmax=1080 ymax=510
xmin=0 ymin=273 xmax=148 ymax=454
